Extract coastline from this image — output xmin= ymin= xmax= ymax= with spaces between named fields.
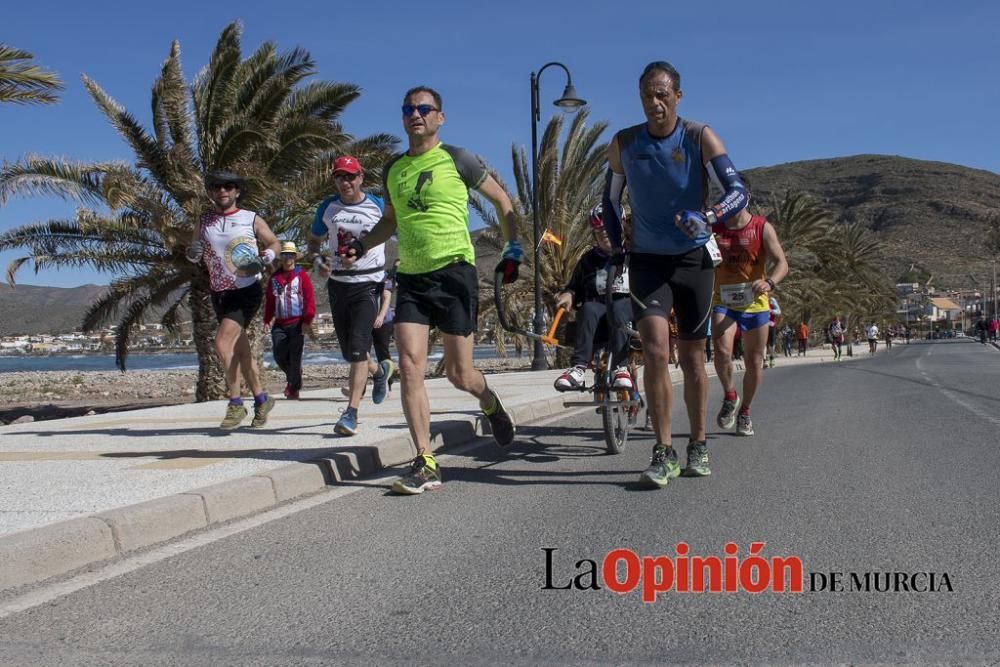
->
xmin=0 ymin=356 xmax=535 ymax=424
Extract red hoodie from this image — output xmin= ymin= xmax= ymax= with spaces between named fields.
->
xmin=264 ymin=267 xmax=315 ymax=327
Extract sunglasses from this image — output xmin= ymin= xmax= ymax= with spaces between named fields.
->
xmin=402 ymin=104 xmax=439 ymax=117
xmin=209 ymin=182 xmax=239 ymax=191
xmin=334 ymin=172 xmax=360 ymax=182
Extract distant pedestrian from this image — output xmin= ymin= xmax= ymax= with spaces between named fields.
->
xmin=989 ymin=317 xmax=999 ymax=343
xmin=780 ymin=323 xmax=793 ymax=357
xmin=976 ymin=319 xmax=988 ymax=344
xmin=829 ymin=316 xmax=845 ymax=361
xmin=796 ymin=320 xmax=809 ymax=356
xmin=883 ymin=326 xmax=893 ymax=350
xmin=263 ymin=242 xmax=316 ymax=400
xmin=866 ymin=322 xmax=879 ymax=354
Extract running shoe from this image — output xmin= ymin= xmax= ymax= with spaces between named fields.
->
xmin=612 ymin=366 xmax=633 ymax=390
xmin=220 ymin=402 xmax=247 ymax=430
xmin=554 ymin=365 xmax=587 ymax=391
xmin=286 ymin=389 xmax=299 ymax=400
xmin=249 ymin=395 xmax=275 ymax=428
xmin=283 ymin=383 xmax=292 ymax=398
xmin=392 ymin=454 xmax=442 ymax=495
xmin=716 ymin=394 xmax=741 ymax=430
xmin=334 ymin=408 xmax=358 ymax=436
xmin=371 ymin=359 xmax=393 ymax=405
xmin=638 ymin=444 xmax=681 ymax=489
xmin=483 ymin=390 xmax=516 ymax=448
xmin=736 ymin=413 xmax=754 ymax=436
xmin=683 ymin=440 xmax=711 ymax=477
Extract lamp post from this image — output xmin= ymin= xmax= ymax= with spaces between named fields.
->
xmin=529 ymin=62 xmax=586 ymax=370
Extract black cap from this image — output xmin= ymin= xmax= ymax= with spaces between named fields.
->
xmin=204 ymin=170 xmax=247 ymax=195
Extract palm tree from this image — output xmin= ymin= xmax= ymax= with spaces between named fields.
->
xmin=762 ymin=190 xmax=895 ymax=347
xmin=473 ymin=109 xmax=608 ymax=368
xmin=0 ymin=22 xmax=397 ymax=400
xmin=0 ymin=45 xmax=62 ymax=105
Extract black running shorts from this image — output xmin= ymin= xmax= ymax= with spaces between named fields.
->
xmin=211 ymin=282 xmax=263 ymax=327
xmin=328 ymin=279 xmax=381 ymax=362
xmin=629 ymin=247 xmax=715 ymax=340
xmin=394 ymin=261 xmax=479 ymax=337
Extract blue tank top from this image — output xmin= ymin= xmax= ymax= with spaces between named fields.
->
xmin=618 ymin=118 xmax=710 ymax=255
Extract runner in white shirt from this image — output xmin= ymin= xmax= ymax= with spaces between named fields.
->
xmin=186 ymin=171 xmax=281 ymax=430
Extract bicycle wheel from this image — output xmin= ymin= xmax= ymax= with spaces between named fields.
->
xmin=602 ymin=392 xmax=629 ymax=454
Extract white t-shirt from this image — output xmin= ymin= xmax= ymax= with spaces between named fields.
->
xmin=311 ymin=193 xmax=386 ymax=284
xmin=199 ymin=208 xmax=261 ymax=292
xmin=866 ymin=325 xmax=879 ymax=340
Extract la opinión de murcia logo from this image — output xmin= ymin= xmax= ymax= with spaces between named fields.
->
xmin=542 ymin=544 xmax=953 ymax=601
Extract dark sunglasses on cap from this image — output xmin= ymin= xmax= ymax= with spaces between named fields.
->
xmin=402 ymin=104 xmax=439 ymax=117
xmin=209 ymin=182 xmax=239 ymax=191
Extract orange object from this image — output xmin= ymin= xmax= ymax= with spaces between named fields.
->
xmin=541 ymin=307 xmax=566 ymax=345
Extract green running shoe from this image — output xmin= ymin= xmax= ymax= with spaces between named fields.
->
xmin=250 ymin=395 xmax=275 ymax=428
xmin=220 ymin=402 xmax=247 ymax=430
xmin=639 ymin=444 xmax=681 ymax=489
xmin=683 ymin=440 xmax=711 ymax=477
xmin=392 ymin=454 xmax=443 ymax=495
xmin=716 ymin=395 xmax=741 ymax=430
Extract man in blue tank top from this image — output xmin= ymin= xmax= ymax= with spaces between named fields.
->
xmin=602 ymin=61 xmax=750 ymax=489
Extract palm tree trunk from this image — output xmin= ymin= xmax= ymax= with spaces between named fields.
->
xmin=189 ymin=277 xmax=226 ymax=401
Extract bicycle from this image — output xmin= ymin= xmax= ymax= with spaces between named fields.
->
xmin=493 ymin=266 xmax=644 ymax=454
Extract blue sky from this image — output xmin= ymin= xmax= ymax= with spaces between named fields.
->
xmin=2 ymin=0 xmax=998 ymax=287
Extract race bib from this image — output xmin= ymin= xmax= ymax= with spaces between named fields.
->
xmin=596 ymin=267 xmax=630 ymax=295
xmin=720 ymin=282 xmax=753 ymax=308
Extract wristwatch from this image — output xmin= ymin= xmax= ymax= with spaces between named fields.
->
xmin=765 ymin=278 xmax=776 ymax=291
xmin=703 ymin=208 xmax=718 ymax=225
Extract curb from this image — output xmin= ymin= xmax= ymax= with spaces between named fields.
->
xmin=0 ymin=395 xmax=569 ymax=593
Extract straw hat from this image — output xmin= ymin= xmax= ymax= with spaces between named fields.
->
xmin=280 ymin=241 xmax=298 ymax=255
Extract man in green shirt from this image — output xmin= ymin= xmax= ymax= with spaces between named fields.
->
xmin=342 ymin=86 xmax=524 ymax=495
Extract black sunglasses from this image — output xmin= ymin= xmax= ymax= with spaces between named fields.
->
xmin=402 ymin=104 xmax=439 ymax=117
xmin=334 ymin=172 xmax=360 ymax=182
xmin=209 ymin=182 xmax=239 ymax=191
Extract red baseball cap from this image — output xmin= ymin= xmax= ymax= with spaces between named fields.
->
xmin=332 ymin=155 xmax=362 ymax=175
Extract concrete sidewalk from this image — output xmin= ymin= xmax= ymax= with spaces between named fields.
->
xmin=0 ymin=344 xmax=856 ymax=591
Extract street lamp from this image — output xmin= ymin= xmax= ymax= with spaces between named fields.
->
xmin=529 ymin=62 xmax=586 ymax=371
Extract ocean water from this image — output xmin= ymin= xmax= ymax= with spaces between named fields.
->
xmin=0 ymin=346 xmax=514 ymax=373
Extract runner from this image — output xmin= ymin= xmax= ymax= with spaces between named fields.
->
xmin=603 ymin=60 xmax=748 ymax=486
xmin=866 ymin=322 xmax=879 ymax=355
xmin=796 ymin=320 xmax=809 ymax=356
xmin=829 ymin=315 xmax=845 ymax=361
xmin=308 ymin=155 xmax=390 ymax=436
xmin=185 ymin=171 xmax=280 ymax=429
xmin=765 ymin=295 xmax=781 ymax=368
xmin=553 ymin=205 xmax=633 ymax=392
xmin=342 ymin=86 xmax=520 ymax=494
xmin=263 ymin=241 xmax=316 ymax=400
xmin=709 ymin=174 xmax=788 ymax=438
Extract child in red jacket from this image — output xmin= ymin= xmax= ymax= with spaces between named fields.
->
xmin=263 ymin=242 xmax=316 ymax=399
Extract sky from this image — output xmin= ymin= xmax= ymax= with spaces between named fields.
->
xmin=2 ymin=0 xmax=998 ymax=287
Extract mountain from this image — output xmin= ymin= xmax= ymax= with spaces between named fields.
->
xmin=0 ymin=284 xmax=109 ymax=336
xmin=4 ymin=156 xmax=997 ymax=335
xmin=743 ymin=155 xmax=1000 ymax=287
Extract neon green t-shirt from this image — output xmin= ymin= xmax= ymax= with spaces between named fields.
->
xmin=383 ymin=142 xmax=487 ymax=275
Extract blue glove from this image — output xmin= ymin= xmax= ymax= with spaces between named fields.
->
xmin=675 ymin=210 xmax=709 ymax=239
xmin=496 ymin=240 xmax=524 ymax=284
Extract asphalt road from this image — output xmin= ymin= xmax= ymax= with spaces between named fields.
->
xmin=1 ymin=340 xmax=998 ymax=665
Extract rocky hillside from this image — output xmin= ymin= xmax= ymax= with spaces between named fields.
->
xmin=744 ymin=155 xmax=999 ymax=287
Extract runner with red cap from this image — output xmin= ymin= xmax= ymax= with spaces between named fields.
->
xmin=308 ymin=155 xmax=390 ymax=436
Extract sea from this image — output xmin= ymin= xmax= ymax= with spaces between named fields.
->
xmin=0 ymin=346 xmax=512 ymax=373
